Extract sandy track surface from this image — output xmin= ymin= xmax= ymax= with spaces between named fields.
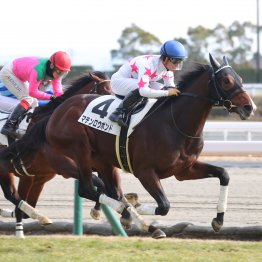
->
xmin=0 ymin=156 xmax=261 ymax=228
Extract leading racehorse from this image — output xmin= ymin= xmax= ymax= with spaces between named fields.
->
xmin=0 ymin=54 xmax=256 ymax=239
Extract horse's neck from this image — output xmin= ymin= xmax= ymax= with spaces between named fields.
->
xmin=171 ymin=93 xmax=212 ymax=138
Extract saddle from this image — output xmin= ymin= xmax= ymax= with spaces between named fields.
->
xmin=115 ymin=94 xmax=149 ymax=129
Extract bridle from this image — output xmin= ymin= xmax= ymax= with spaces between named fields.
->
xmin=171 ymin=64 xmax=246 ymax=139
xmin=178 ymin=65 xmax=245 ymax=111
xmin=208 ymin=65 xmax=245 ymax=111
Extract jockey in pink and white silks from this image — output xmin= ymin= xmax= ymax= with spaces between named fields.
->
xmin=109 ymin=40 xmax=187 ymax=128
xmin=0 ymin=51 xmax=71 ymax=139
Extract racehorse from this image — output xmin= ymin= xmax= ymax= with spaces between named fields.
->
xmin=0 ymin=54 xmax=256 ymax=239
xmin=0 ymin=71 xmax=114 ymax=237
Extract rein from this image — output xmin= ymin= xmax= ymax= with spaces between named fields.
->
xmin=170 ymin=101 xmax=203 ymax=139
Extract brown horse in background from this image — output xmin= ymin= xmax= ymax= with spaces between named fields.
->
xmin=0 ymin=71 xmax=115 ymax=237
xmin=0 ymin=54 xmax=256 ymax=239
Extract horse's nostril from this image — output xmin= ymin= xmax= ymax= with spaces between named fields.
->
xmin=243 ymin=105 xmax=253 ymax=113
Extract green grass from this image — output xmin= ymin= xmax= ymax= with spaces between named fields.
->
xmin=0 ymin=235 xmax=261 ymax=262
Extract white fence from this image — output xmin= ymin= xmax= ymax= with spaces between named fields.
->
xmin=202 ymin=121 xmax=262 ymax=156
xmin=244 ymin=83 xmax=262 ymax=96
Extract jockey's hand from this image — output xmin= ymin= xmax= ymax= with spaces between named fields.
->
xmin=168 ymin=88 xmax=180 ymax=96
xmin=50 ymin=95 xmax=57 ymax=101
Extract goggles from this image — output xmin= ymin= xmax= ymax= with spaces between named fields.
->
xmin=54 ymin=67 xmax=68 ymax=79
xmin=169 ymin=57 xmax=184 ymax=70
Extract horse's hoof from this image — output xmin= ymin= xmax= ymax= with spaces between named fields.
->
xmin=124 ymin=193 xmax=140 ymax=207
xmin=90 ymin=208 xmax=101 ymax=220
xmin=151 ymin=228 xmax=166 ymax=239
xmin=120 ymin=217 xmax=132 ymax=230
xmin=39 ymin=216 xmax=52 ymax=225
xmin=211 ymin=218 xmax=223 ymax=233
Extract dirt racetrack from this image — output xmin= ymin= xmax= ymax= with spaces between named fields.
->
xmin=0 ymin=156 xmax=261 ymax=229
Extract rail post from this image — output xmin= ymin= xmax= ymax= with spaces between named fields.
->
xmin=73 ymin=180 xmax=127 ymax=237
xmin=73 ymin=179 xmax=83 ymax=235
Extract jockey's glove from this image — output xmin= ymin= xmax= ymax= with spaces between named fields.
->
xmin=50 ymin=95 xmax=57 ymax=101
xmin=168 ymin=88 xmax=180 ymax=96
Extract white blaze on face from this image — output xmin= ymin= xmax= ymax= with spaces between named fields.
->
xmin=251 ymin=98 xmax=257 ymax=115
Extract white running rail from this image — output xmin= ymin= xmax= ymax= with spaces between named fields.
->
xmin=203 ymin=121 xmax=262 ymax=156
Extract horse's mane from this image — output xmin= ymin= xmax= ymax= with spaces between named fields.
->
xmin=0 ymin=116 xmax=49 ymax=165
xmin=63 ymin=71 xmax=109 ymax=94
xmin=176 ymin=63 xmax=210 ymax=90
xmin=32 ymin=71 xmax=109 ymax=119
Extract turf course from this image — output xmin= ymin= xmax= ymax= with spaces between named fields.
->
xmin=0 ymin=235 xmax=261 ymax=262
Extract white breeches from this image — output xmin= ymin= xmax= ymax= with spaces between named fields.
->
xmin=0 ymin=63 xmax=38 ymax=107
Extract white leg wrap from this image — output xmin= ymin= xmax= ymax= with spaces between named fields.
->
xmin=127 ymin=206 xmax=149 ymax=232
xmin=136 ymin=205 xmax=156 ymax=215
xmin=99 ymin=194 xmax=125 ymax=213
xmin=18 ymin=200 xmax=38 ymax=219
xmin=15 ymin=222 xmax=25 ymax=239
xmin=0 ymin=208 xmax=14 ymax=217
xmin=18 ymin=200 xmax=52 ymax=225
xmin=217 ymin=185 xmax=229 ymax=213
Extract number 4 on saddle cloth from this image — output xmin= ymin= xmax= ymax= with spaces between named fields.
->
xmin=78 ymin=95 xmax=158 ymax=173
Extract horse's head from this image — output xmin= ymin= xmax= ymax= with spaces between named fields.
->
xmin=89 ymin=71 xmax=112 ymax=95
xmin=209 ymin=54 xmax=256 ymax=120
xmin=29 ymin=71 xmax=112 ymax=126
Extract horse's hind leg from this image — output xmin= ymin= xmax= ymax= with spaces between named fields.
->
xmin=0 ymin=174 xmax=24 ymax=238
xmin=90 ymin=173 xmax=106 ymax=220
xmin=19 ymin=173 xmax=56 ymax=212
xmin=176 ymin=161 xmax=230 ymax=232
xmin=0 ymin=175 xmax=52 ymax=226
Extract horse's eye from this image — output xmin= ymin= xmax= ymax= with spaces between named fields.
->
xmin=223 ymin=79 xmax=230 ymax=84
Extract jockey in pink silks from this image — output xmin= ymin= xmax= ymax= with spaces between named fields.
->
xmin=0 ymin=51 xmax=71 ymax=139
xmin=109 ymin=40 xmax=187 ymax=128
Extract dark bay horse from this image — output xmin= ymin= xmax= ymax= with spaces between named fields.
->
xmin=0 ymin=71 xmax=114 ymax=237
xmin=0 ymin=54 xmax=256 ymax=239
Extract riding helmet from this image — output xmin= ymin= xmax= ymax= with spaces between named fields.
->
xmin=50 ymin=51 xmax=72 ymax=71
xmin=160 ymin=40 xmax=187 ymax=59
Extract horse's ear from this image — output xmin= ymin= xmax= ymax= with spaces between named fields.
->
xmin=88 ymin=72 xmax=95 ymax=80
xmin=222 ymin=56 xmax=229 ymax=65
xmin=209 ymin=53 xmax=221 ymax=71
xmin=88 ymin=72 xmax=102 ymax=82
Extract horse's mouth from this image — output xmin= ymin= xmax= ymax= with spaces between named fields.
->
xmin=229 ymin=105 xmax=255 ymax=120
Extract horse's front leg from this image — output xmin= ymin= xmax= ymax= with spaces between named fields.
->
xmin=176 ymin=161 xmax=230 ymax=232
xmin=133 ymin=168 xmax=169 ymax=239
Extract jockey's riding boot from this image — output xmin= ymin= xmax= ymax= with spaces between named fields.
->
xmin=109 ymin=89 xmax=142 ymax=128
xmin=1 ymin=104 xmax=28 ymax=139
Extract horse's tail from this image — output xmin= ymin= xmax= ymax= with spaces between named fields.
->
xmin=0 ymin=116 xmax=49 ymax=165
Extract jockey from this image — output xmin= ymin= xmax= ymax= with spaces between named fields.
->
xmin=0 ymin=51 xmax=71 ymax=139
xmin=109 ymin=40 xmax=187 ymax=128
